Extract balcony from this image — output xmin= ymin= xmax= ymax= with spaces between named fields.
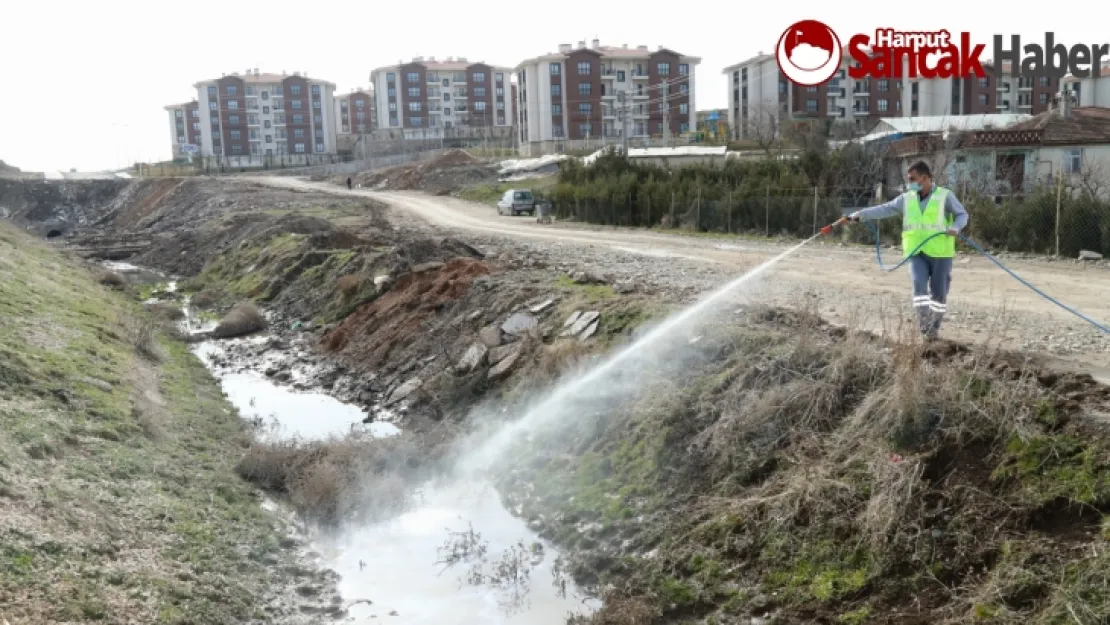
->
xmin=602 ymin=93 xmax=616 ymax=100
xmin=631 ymin=72 xmax=649 ymax=80
xmin=601 ymin=69 xmax=616 ymax=77
xmin=852 ymin=88 xmax=869 ymax=97
xmin=632 ymin=92 xmax=649 ymax=99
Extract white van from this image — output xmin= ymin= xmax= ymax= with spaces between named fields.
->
xmin=496 ymin=189 xmax=536 ymax=216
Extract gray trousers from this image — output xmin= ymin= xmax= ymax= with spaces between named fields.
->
xmin=909 ymin=254 xmax=953 ymax=336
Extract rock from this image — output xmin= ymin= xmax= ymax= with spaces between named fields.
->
xmin=569 ymin=270 xmax=607 ymax=284
xmin=77 ymin=376 xmax=113 ymax=393
xmin=488 ymin=344 xmax=517 ymax=365
xmin=1079 ymin=249 xmax=1103 ymax=261
xmin=562 ymin=311 xmax=600 ymax=337
xmin=487 ymin=345 xmax=522 ymax=381
xmin=479 ymin=325 xmax=502 ymax=348
xmin=411 ymin=261 xmax=445 ymax=273
xmin=455 ymin=343 xmax=488 ymax=374
xmin=529 ymin=298 xmax=554 ymax=314
xmin=579 ymin=319 xmax=600 ymax=341
xmin=501 ymin=313 xmax=538 ymax=336
xmin=373 ymin=275 xmax=393 ymax=293
xmin=613 ymin=280 xmax=636 ymax=294
xmin=563 ymin=311 xmax=582 ymax=328
xmin=386 ymin=378 xmax=422 ymax=406
xmin=466 ymin=309 xmax=483 ymax=321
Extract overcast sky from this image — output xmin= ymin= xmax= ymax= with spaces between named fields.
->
xmin=2 ymin=0 xmax=1107 ymax=172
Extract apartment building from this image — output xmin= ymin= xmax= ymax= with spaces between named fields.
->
xmin=193 ymin=68 xmax=338 ymax=160
xmin=515 ymin=39 xmax=699 ymax=156
xmin=369 ymin=57 xmax=514 ymax=138
xmin=164 ymin=101 xmax=200 ymax=159
xmin=725 ymin=54 xmax=1060 ymax=140
xmin=1062 ymin=62 xmax=1110 ymax=106
xmin=336 ymin=88 xmax=377 ymax=135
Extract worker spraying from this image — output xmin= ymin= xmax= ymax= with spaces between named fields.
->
xmin=847 ymin=161 xmax=969 ymax=340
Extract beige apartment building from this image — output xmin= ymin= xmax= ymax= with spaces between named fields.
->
xmin=514 ymin=39 xmax=700 ymax=156
xmin=191 ymin=68 xmax=338 ymax=161
xmin=369 ymin=57 xmax=514 ymax=139
xmin=724 ymin=53 xmax=1061 ymax=141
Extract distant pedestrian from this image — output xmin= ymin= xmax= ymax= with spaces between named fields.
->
xmin=346 ymin=177 xmax=352 ymax=190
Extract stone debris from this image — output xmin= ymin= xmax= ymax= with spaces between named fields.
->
xmin=561 ymin=310 xmax=600 ymax=338
xmin=501 ymin=312 xmax=538 ymax=336
xmin=487 ymin=344 xmax=523 ymax=380
xmin=579 ymin=319 xmax=600 ymax=341
xmin=386 ymin=377 xmax=422 ymax=406
xmin=529 ymin=298 xmax=554 ymax=313
xmin=563 ymin=311 xmax=582 ymax=328
xmin=488 ymin=344 xmax=518 ymax=365
xmin=479 ymin=325 xmax=502 ymax=348
xmin=1079 ymin=250 xmax=1103 ymax=261
xmin=455 ymin=343 xmax=488 ymax=374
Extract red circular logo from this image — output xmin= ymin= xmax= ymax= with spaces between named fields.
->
xmin=775 ymin=20 xmax=843 ymax=86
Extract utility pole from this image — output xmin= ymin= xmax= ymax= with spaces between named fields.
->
xmin=661 ymin=79 xmax=670 ymax=147
xmin=617 ymin=90 xmax=629 ymax=156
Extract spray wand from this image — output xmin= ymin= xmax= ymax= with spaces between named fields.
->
xmin=818 ymin=216 xmax=849 ymax=236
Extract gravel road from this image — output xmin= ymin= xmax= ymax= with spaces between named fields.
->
xmin=254 ymin=177 xmax=1110 ymax=379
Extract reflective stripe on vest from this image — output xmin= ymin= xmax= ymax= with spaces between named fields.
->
xmin=901 ymin=187 xmax=955 ymax=258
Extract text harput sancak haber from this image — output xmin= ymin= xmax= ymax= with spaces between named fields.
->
xmin=848 ymin=30 xmax=1109 ymax=80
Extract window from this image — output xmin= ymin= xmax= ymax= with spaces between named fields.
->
xmin=386 ymin=72 xmax=396 ymax=83
xmin=263 ymin=106 xmax=270 ymax=114
xmin=230 ymin=130 xmax=241 ymax=139
xmin=579 ymin=103 xmax=592 ymax=114
xmin=294 ymin=128 xmax=304 ymax=138
xmin=226 ymin=85 xmax=237 ymax=96
xmin=177 ymin=135 xmax=185 ymax=144
xmin=498 ymin=116 xmax=506 ymax=125
xmin=388 ymin=87 xmax=396 ymax=97
xmin=658 ymin=63 xmax=670 ymax=75
xmin=274 ymin=114 xmax=286 ymax=124
xmin=247 ymin=114 xmax=258 ymax=125
xmin=1040 ymin=93 xmax=1049 ymax=104
xmin=409 ymin=116 xmax=423 ymax=126
xmin=473 ymin=72 xmax=486 ymax=83
xmin=552 ymin=104 xmax=562 ymax=114
xmin=274 ymin=86 xmax=283 ymax=96
xmin=1066 ymin=149 xmax=1083 ymax=174
xmin=552 ymin=84 xmax=562 ymax=96
xmin=273 ymin=98 xmax=284 ymax=109
xmin=295 ymin=143 xmax=305 ymax=153
xmin=679 ymin=64 xmax=689 ymax=75
xmin=229 ymin=115 xmax=240 ymax=124
xmin=680 ymin=122 xmax=689 ymax=132
xmin=577 ymin=61 xmax=591 ymax=75
xmin=388 ymin=102 xmax=397 ymax=111
xmin=292 ymin=114 xmax=304 ymax=124
xmin=550 ymin=62 xmax=561 ymax=75
xmin=442 ymin=79 xmax=450 ymax=88
xmin=228 ymin=100 xmax=239 ymax=110
xmin=579 ymin=123 xmax=593 ymax=135
xmin=175 ymin=110 xmax=183 ymax=118
xmin=679 ymin=103 xmax=688 ymax=114
xmin=408 ymin=102 xmax=421 ymax=111
xmin=474 ymin=87 xmax=486 ymax=97
xmin=496 ymin=101 xmax=504 ymax=109
xmin=878 ymin=79 xmax=890 ymax=92
xmin=979 ymin=77 xmax=990 ymax=88
xmin=778 ymin=80 xmax=786 ymax=94
xmin=389 ymin=116 xmax=398 ymax=126
xmin=313 ymin=114 xmax=321 ymax=123
xmin=407 ymin=72 xmax=419 ymax=83
xmin=290 ymin=84 xmax=301 ymax=96
xmin=207 ymin=86 xmax=217 ymax=97
xmin=261 ymin=91 xmax=269 ymax=100
xmin=806 ymin=99 xmax=818 ymax=112
xmin=311 ymin=85 xmax=320 ymax=95
xmin=978 ymin=93 xmax=989 ymax=106
xmin=807 ymin=85 xmax=818 ymax=92
xmin=679 ymin=83 xmax=689 ymax=95
xmin=265 ymin=135 xmax=272 ymax=143
xmin=496 ymin=73 xmax=504 ymax=82
xmin=246 ymin=86 xmax=255 ymax=95
xmin=357 ymin=124 xmax=365 ymax=132
xmin=443 ymin=93 xmax=450 ymax=101
xmin=1040 ymin=76 xmax=1051 ymax=87
xmin=231 ymin=144 xmax=243 ymax=153
xmin=249 ymin=129 xmax=260 ymax=140
xmin=191 ymin=109 xmax=199 ymax=118
xmin=877 ymin=99 xmax=889 ymax=111
xmin=474 ymin=101 xmax=487 ymax=111
xmin=192 ymin=122 xmax=200 ymax=131
xmin=578 ymin=83 xmax=591 ymax=95
xmin=313 ymin=100 xmax=320 ymax=109
xmin=356 ymin=100 xmax=365 ymax=109
xmin=408 ymin=87 xmax=419 ymax=97
xmin=316 ymin=142 xmax=325 ymax=153
xmin=291 ymin=100 xmax=302 ymax=109
xmin=496 ymin=87 xmax=504 ymax=96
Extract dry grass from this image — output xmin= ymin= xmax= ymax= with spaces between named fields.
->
xmin=236 ymin=431 xmax=424 ymax=524
xmin=125 ymin=314 xmax=165 ymax=363
xmin=147 ymin=302 xmax=184 ymax=320
xmin=337 ymin=274 xmax=362 ymax=296
xmin=212 ymin=300 xmax=266 ymax=338
xmin=97 ymin=270 xmax=125 ymax=288
xmin=190 ymin=289 xmax=220 ymax=309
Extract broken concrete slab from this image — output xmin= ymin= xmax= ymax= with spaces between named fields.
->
xmin=562 ymin=310 xmax=600 ymax=337
xmin=487 ymin=344 xmax=522 ymax=381
xmin=529 ymin=298 xmax=554 ymax=314
xmin=579 ymin=319 xmax=600 ymax=341
xmin=488 ymin=343 xmax=517 ymax=365
xmin=386 ymin=377 xmax=422 ymax=406
xmin=455 ymin=343 xmax=488 ymax=374
xmin=479 ymin=325 xmax=502 ymax=348
xmin=501 ymin=312 xmax=538 ymax=336
xmin=563 ymin=311 xmax=582 ymax=328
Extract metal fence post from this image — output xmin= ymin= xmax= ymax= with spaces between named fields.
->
xmin=812 ymin=186 xmax=819 ymax=236
xmin=727 ymin=190 xmax=733 ymax=234
xmin=764 ymin=184 xmax=770 ymax=237
xmin=1055 ymin=175 xmax=1063 ymax=257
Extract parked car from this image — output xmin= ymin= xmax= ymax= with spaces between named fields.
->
xmin=497 ymin=189 xmax=535 ymax=216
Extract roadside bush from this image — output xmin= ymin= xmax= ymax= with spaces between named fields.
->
xmin=337 ymin=274 xmax=361 ymax=296
xmin=190 ymin=289 xmax=220 ymax=309
xmin=97 ymin=270 xmax=125 ymax=288
xmin=212 ymin=301 xmax=267 ymax=338
xmin=126 ymin=315 xmax=164 ymax=363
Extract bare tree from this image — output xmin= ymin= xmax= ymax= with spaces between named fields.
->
xmin=743 ymin=101 xmax=782 ymax=156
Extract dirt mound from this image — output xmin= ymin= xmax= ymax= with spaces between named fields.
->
xmin=345 ymin=149 xmax=497 ymax=194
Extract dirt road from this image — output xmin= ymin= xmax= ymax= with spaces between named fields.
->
xmin=255 ymin=176 xmax=1110 ymax=375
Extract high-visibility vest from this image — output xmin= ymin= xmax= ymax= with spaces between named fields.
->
xmin=902 ymin=187 xmax=955 ymax=258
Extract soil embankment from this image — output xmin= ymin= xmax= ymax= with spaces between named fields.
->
xmin=9 ymin=174 xmax=1110 ymax=624
xmin=0 ymin=221 xmax=342 ymax=623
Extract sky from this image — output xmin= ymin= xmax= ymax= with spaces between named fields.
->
xmin=2 ymin=0 xmax=1108 ymax=172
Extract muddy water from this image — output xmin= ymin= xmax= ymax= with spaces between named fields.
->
xmin=187 ymin=324 xmax=593 ymax=622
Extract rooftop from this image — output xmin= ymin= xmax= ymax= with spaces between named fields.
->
xmin=517 ymin=40 xmax=698 ymax=69
xmin=194 ymin=70 xmax=336 ymax=87
xmin=163 ymin=101 xmax=197 ymax=110
xmin=1000 ymin=106 xmax=1110 ymax=144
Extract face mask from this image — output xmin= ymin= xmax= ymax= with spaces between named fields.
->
xmin=907 ymin=182 xmax=922 ymax=192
